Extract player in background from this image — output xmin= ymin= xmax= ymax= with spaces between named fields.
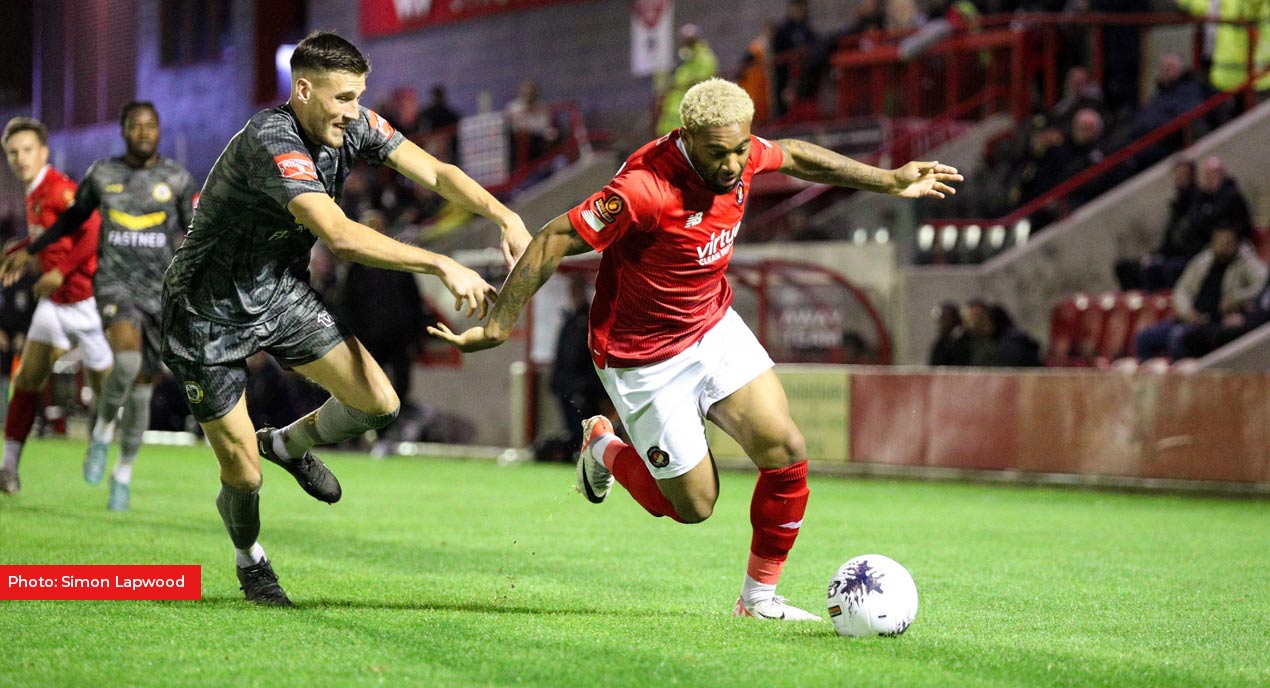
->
xmin=160 ymin=32 xmax=530 ymax=606
xmin=0 ymin=117 xmax=111 ymax=495
xmin=430 ymin=78 xmax=962 ymax=621
xmin=1 ymin=103 xmax=196 ymax=511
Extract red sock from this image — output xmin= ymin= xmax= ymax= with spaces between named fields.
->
xmin=747 ymin=460 xmax=809 ymax=584
xmin=5 ymin=388 xmax=40 ymax=444
xmin=604 ymin=441 xmax=684 ymax=523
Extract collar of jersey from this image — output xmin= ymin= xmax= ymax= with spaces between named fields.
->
xmin=26 ymin=165 xmax=50 ymax=196
xmin=675 ymin=133 xmax=709 ymax=186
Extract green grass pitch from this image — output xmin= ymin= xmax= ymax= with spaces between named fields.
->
xmin=1 ymin=439 xmax=1267 ymax=687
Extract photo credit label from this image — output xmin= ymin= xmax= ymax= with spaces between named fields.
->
xmin=1 ymin=565 xmax=201 ymax=600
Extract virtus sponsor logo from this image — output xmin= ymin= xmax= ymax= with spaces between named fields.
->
xmin=695 ymin=221 xmax=740 ymax=266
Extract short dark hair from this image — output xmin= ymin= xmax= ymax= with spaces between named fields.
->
xmin=2 ymin=117 xmax=48 ymax=147
xmin=291 ymin=31 xmax=370 ymax=77
xmin=119 ymin=101 xmax=158 ymax=129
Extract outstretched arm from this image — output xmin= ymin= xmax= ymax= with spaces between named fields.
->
xmin=0 ymin=202 xmax=95 ymax=285
xmin=289 ymin=192 xmax=496 ymax=318
xmin=385 ymin=139 xmax=531 ymax=267
xmin=774 ymin=139 xmax=962 ymax=198
xmin=428 ymin=213 xmax=592 ymax=352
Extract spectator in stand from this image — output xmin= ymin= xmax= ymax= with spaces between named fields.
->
xmin=1048 ymin=66 xmax=1105 ymax=134
xmin=1014 ymin=107 xmax=1106 ymax=221
xmin=420 ymin=85 xmax=460 ymax=133
xmin=550 ymin=274 xmax=606 ymax=450
xmin=794 ymin=0 xmax=886 ymax=107
xmin=770 ymin=0 xmax=817 ymax=119
xmin=1116 ymin=159 xmax=1203 ymax=291
xmin=337 ymin=210 xmax=427 ymax=448
xmin=1086 ymin=0 xmax=1150 ymax=118
xmin=988 ymin=304 xmax=1043 ymax=367
xmin=381 ymin=87 xmax=424 ymax=137
xmin=506 ymin=79 xmax=560 ymax=166
xmin=737 ymin=26 xmax=773 ymax=127
xmin=1188 ymin=155 xmax=1252 ymax=241
xmin=655 ymin=24 xmax=718 ymax=135
xmin=1210 ymin=275 xmax=1270 ymax=349
xmin=897 ymin=0 xmax=980 ymax=62
xmin=963 ymin=299 xmax=1042 ymax=367
xmin=1119 ymin=52 xmax=1210 ymax=172
xmin=1135 ymin=224 xmax=1267 ymax=360
xmin=420 ymin=85 xmax=461 ymax=164
xmin=1177 ymin=0 xmax=1270 ymax=101
xmin=1133 ymin=53 xmax=1209 ymax=137
xmin=928 ymin=301 xmax=970 ymax=366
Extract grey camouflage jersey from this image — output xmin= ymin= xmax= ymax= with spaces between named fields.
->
xmin=163 ymin=104 xmax=404 ymax=325
xmin=76 ymin=156 xmax=196 ymax=312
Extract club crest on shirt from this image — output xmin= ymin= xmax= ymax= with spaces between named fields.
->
xmin=273 ymin=152 xmax=318 ymax=181
xmin=735 ymin=181 xmax=745 ymax=206
xmin=152 ymin=182 xmax=173 ymax=203
xmin=580 ymin=194 xmax=624 ymax=232
xmin=647 ymin=446 xmax=670 ymax=468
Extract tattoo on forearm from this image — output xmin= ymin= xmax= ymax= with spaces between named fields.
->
xmin=779 ymin=139 xmax=889 ymax=192
xmin=489 ymin=226 xmax=577 ymax=331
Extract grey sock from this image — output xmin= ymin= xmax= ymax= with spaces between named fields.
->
xmin=215 ymin=482 xmax=260 ymax=550
xmin=96 ymin=351 xmax=142 ymax=433
xmin=280 ymin=397 xmax=399 ymax=457
xmin=118 ymin=383 xmax=153 ymax=463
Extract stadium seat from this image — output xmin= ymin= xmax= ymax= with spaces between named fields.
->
xmin=1095 ymin=291 xmax=1133 ymax=364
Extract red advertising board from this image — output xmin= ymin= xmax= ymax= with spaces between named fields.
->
xmin=361 ymin=0 xmax=587 ymax=37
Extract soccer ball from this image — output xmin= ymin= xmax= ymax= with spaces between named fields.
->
xmin=826 ymin=554 xmax=918 ymax=637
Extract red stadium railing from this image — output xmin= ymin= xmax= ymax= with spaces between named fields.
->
xmin=922 ymin=62 xmax=1270 ymax=256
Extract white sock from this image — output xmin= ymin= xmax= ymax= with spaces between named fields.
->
xmin=741 ymin=575 xmax=777 ymax=606
xmin=234 ymin=543 xmax=266 ymax=568
xmin=271 ymin=431 xmax=293 ymax=460
xmin=112 ymin=462 xmax=133 ymax=484
xmin=91 ymin=417 xmax=117 ymax=444
xmin=2 ymin=440 xmax=21 ymax=472
xmin=589 ymin=433 xmax=618 ymax=463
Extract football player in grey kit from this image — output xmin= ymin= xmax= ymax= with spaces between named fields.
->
xmin=2 ymin=102 xmax=196 ymax=512
xmin=159 ymin=32 xmax=529 ymax=605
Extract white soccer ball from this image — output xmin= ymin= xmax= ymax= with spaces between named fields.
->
xmin=826 ymin=554 xmax=918 ymax=637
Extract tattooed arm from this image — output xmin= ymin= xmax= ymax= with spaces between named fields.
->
xmin=774 ymin=139 xmax=963 ymax=198
xmin=428 ymin=212 xmax=592 ymax=352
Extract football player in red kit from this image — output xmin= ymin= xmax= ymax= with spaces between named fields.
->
xmin=0 ymin=117 xmax=110 ymax=495
xmin=430 ymin=78 xmax=961 ymax=620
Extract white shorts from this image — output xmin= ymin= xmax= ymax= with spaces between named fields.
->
xmin=595 ymin=308 xmax=773 ymax=479
xmin=26 ymin=297 xmax=113 ymax=371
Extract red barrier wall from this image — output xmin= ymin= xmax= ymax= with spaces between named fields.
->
xmin=849 ymin=369 xmax=1270 ymax=484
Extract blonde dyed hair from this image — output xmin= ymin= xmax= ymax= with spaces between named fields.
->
xmin=679 ymin=78 xmax=755 ymax=132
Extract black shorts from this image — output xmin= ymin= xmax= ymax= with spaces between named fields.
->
xmin=96 ymin=292 xmax=164 ymax=375
xmin=161 ymin=287 xmax=350 ymax=423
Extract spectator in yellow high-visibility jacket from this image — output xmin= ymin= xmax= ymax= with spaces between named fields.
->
xmin=655 ymin=24 xmax=718 ymax=135
xmin=1177 ymin=0 xmax=1270 ymax=93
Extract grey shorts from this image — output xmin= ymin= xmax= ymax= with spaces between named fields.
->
xmin=161 ymin=287 xmax=350 ymax=423
xmin=96 ymin=291 xmax=164 ymax=375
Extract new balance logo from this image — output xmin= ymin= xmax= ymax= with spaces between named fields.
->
xmin=685 ymin=212 xmax=703 ymax=228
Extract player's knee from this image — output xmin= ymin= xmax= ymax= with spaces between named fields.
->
xmin=365 ymin=384 xmax=400 ymax=419
xmin=779 ymin=426 xmax=807 ymax=465
xmin=220 ymin=466 xmax=262 ymax=493
xmin=672 ymin=493 xmax=716 ymax=524
xmin=754 ymin=424 xmax=806 ymax=469
xmin=365 ymin=403 xmax=400 ymax=430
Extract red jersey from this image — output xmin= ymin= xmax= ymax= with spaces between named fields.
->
xmin=567 ymin=131 xmax=785 ymax=368
xmin=25 ymin=166 xmax=99 ymax=304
